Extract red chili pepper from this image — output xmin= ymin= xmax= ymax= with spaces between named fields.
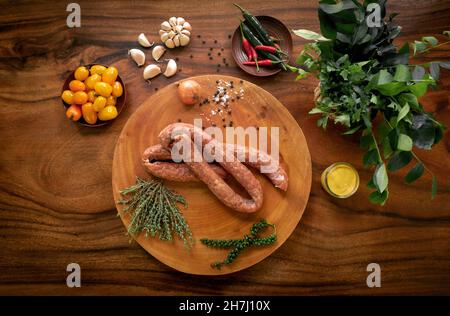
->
xmin=240 ymin=22 xmax=253 ymax=61
xmin=255 ymin=45 xmax=288 ymax=57
xmin=248 ymin=45 xmax=260 ymax=71
xmin=243 ymin=59 xmax=281 ymax=67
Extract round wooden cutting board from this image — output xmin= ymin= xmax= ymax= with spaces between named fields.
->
xmin=112 ymin=75 xmax=312 ymax=275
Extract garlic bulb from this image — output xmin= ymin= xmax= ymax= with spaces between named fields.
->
xmin=128 ymin=48 xmax=145 ymax=67
xmin=138 ymin=33 xmax=153 ymax=48
xmin=143 ymin=64 xmax=161 ymax=80
xmin=159 ymin=17 xmax=191 ymax=49
xmin=152 ymin=45 xmax=166 ymax=61
xmin=163 ymin=59 xmax=177 ymax=77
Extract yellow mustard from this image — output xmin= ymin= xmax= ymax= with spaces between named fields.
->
xmin=321 ymin=162 xmax=359 ymax=198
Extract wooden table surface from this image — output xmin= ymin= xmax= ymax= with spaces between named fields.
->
xmin=1 ymin=0 xmax=450 ymax=295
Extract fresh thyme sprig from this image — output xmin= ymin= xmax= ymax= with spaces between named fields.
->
xmin=201 ymin=219 xmax=277 ymax=269
xmin=119 ymin=177 xmax=193 ymax=248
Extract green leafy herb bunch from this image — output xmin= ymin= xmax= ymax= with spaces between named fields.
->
xmin=294 ymin=0 xmax=447 ymax=205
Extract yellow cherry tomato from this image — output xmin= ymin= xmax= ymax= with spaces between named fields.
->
xmin=66 ymin=104 xmax=82 ymax=122
xmin=112 ymin=81 xmax=123 ymax=97
xmin=87 ymin=90 xmax=96 ymax=103
xmin=94 ymin=82 xmax=112 ymax=97
xmin=98 ymin=105 xmax=118 ymax=121
xmin=93 ymin=96 xmax=107 ymax=112
xmin=73 ymin=91 xmax=88 ymax=105
xmin=85 ymin=74 xmax=101 ymax=90
xmin=90 ymin=65 xmax=106 ymax=76
xmin=61 ymin=90 xmax=74 ymax=104
xmin=81 ymin=102 xmax=98 ymax=125
xmin=106 ymin=95 xmax=116 ymax=107
xmin=69 ymin=80 xmax=86 ymax=92
xmin=102 ymin=66 xmax=118 ymax=85
xmin=74 ymin=66 xmax=89 ymax=81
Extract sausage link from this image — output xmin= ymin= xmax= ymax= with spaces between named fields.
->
xmin=142 ymin=144 xmax=227 ymax=182
xmin=173 ymin=134 xmax=263 ymax=213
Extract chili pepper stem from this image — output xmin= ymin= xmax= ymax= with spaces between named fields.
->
xmin=233 ymin=3 xmax=246 ymax=14
xmin=255 ymin=57 xmax=260 ymax=72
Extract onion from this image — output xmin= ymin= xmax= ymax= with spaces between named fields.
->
xmin=178 ymin=80 xmax=201 ymax=105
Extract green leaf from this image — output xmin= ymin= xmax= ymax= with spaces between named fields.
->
xmin=367 ymin=178 xmax=377 ymax=190
xmin=342 ymin=125 xmax=362 ymax=135
xmin=394 ymin=64 xmax=411 ymax=82
xmin=413 ymin=40 xmax=427 ymax=56
xmin=374 ymin=163 xmax=388 ymax=193
xmin=292 ymin=29 xmax=330 ymax=41
xmin=363 ymin=149 xmax=379 ymax=167
xmin=431 ymin=176 xmax=437 ymax=200
xmin=360 ymin=134 xmax=374 ymax=150
xmin=412 ymin=65 xmax=425 ymax=80
xmin=376 ymin=82 xmax=407 ymax=96
xmin=397 ymin=134 xmax=413 ymax=151
xmin=317 ymin=116 xmax=329 ymax=129
xmin=422 ymin=36 xmax=438 ymax=47
xmin=387 ymin=151 xmax=413 ymax=171
xmin=377 ymin=69 xmax=393 ymax=85
xmin=309 ymin=107 xmax=324 ymax=114
xmin=295 ymin=68 xmax=309 ymax=80
xmin=382 ymin=137 xmax=394 ymax=159
xmin=430 ymin=62 xmax=440 ymax=80
xmin=369 ymin=190 xmax=389 ymax=206
xmin=405 ymin=163 xmax=425 ymax=184
xmin=398 ymin=93 xmax=420 ymax=110
xmin=319 ymin=0 xmax=358 ymax=14
xmin=397 ymin=103 xmax=410 ymax=123
xmin=444 ymin=31 xmax=450 ymax=38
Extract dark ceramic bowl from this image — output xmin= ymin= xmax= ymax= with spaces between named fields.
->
xmin=231 ymin=16 xmax=293 ymax=77
xmin=61 ymin=64 xmax=126 ymax=127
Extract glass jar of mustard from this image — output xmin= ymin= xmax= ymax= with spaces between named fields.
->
xmin=321 ymin=162 xmax=360 ymax=198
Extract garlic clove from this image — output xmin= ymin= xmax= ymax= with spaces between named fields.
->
xmin=163 ymin=59 xmax=177 ymax=78
xmin=182 ymin=22 xmax=192 ymax=31
xmin=143 ymin=64 xmax=161 ymax=80
xmin=161 ymin=33 xmax=169 ymax=43
xmin=128 ymin=48 xmax=145 ymax=67
xmin=176 ymin=17 xmax=185 ymax=25
xmin=175 ymin=25 xmax=183 ymax=33
xmin=168 ymin=30 xmax=175 ymax=39
xmin=159 ymin=30 xmax=166 ymax=36
xmin=165 ymin=38 xmax=175 ymax=49
xmin=161 ymin=21 xmax=171 ymax=31
xmin=181 ymin=29 xmax=191 ymax=37
xmin=173 ymin=35 xmax=180 ymax=47
xmin=152 ymin=45 xmax=166 ymax=61
xmin=138 ymin=33 xmax=153 ymax=48
xmin=169 ymin=17 xmax=177 ymax=26
xmin=179 ymin=34 xmax=190 ymax=47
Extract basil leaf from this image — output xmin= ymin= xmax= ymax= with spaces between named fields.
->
xmin=397 ymin=134 xmax=413 ymax=151
xmin=405 ymin=163 xmax=425 ymax=184
xmin=382 ymin=137 xmax=394 ymax=159
xmin=387 ymin=151 xmax=413 ymax=171
xmin=374 ymin=163 xmax=388 ymax=193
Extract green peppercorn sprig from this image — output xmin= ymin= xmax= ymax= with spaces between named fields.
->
xmin=201 ymin=219 xmax=276 ymax=269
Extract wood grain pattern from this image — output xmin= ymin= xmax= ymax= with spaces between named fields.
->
xmin=0 ymin=0 xmax=449 ymax=295
xmin=112 ymin=75 xmax=311 ymax=275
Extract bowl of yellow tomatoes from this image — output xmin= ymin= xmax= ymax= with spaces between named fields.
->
xmin=61 ymin=64 xmax=126 ymax=127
